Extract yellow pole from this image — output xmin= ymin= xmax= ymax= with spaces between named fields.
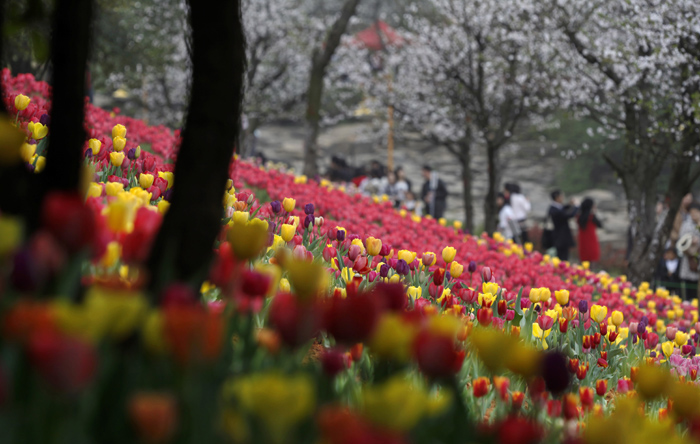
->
xmin=387 ymin=74 xmax=394 ymax=172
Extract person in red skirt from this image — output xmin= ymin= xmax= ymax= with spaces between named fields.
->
xmin=577 ymin=198 xmax=603 ymax=265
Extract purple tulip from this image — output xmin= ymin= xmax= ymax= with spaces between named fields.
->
xmin=40 ymin=114 xmax=50 ymax=125
xmin=85 ymin=148 xmax=93 ymax=159
xmin=336 ymin=230 xmax=345 ymax=242
xmin=304 ymin=203 xmax=315 ymax=215
xmin=379 ymin=263 xmax=389 ymax=278
xmin=395 ymin=259 xmax=410 ymax=276
xmin=270 ymin=200 xmax=282 ymax=214
xmin=468 ymin=261 xmax=477 ymax=273
xmin=578 ymin=300 xmax=588 ymax=314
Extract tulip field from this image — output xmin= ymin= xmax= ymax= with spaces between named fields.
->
xmin=2 ymin=71 xmax=700 ymax=444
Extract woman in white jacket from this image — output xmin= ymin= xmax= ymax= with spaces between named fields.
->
xmin=497 ymin=192 xmax=521 ymax=242
xmin=506 ymin=183 xmax=531 ymax=243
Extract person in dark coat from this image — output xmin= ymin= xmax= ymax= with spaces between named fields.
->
xmin=548 ymin=190 xmax=578 ymax=261
xmin=421 ymin=165 xmax=448 ymax=219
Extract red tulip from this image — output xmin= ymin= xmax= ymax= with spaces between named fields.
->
xmin=268 ymin=293 xmax=323 ymax=348
xmin=413 ymin=330 xmax=465 ymax=379
xmin=41 ymin=191 xmax=96 ymax=253
xmin=595 ymin=379 xmax=608 ymax=396
xmin=473 ymin=377 xmax=490 ymax=397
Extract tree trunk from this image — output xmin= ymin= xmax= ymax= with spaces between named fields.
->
xmin=302 ymin=0 xmax=361 ymax=177
xmin=146 ymin=0 xmax=246 ymax=295
xmin=459 ymin=140 xmax=474 ymax=233
xmin=625 ymin=152 xmax=693 ymax=284
xmin=42 ymin=0 xmax=92 ymax=193
xmin=484 ymin=143 xmax=499 ymax=234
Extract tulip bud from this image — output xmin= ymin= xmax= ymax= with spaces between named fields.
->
xmin=481 ymin=266 xmax=492 ymax=282
xmin=14 ymin=94 xmax=30 ymax=111
xmin=468 ymin=261 xmax=477 ymax=273
xmin=282 ymin=197 xmax=296 ymax=212
xmin=112 ymin=124 xmax=127 ymax=139
xmin=421 ymin=252 xmax=436 ymax=267
xmin=578 ymin=300 xmax=588 ymax=314
xmin=433 ymin=268 xmax=445 ymax=286
xmin=280 ymin=224 xmax=295 ymax=242
xmin=110 ymin=151 xmax=125 ymax=167
xmin=441 ymin=246 xmax=457 ymax=263
xmin=315 ymin=216 xmax=324 ymax=227
xmin=268 ymin=200 xmax=281 ymax=214
xmin=595 ymin=379 xmax=607 ymax=397
xmin=304 ymin=203 xmax=314 ymax=215
xmin=497 ymin=300 xmax=507 ymax=316
xmin=395 ymin=259 xmax=410 ymax=276
xmin=449 ymin=261 xmax=464 ymax=279
xmin=113 ymin=136 xmax=126 ymax=152
xmin=139 ymin=173 xmax=154 ymax=189
xmin=89 ymin=139 xmax=101 ymax=155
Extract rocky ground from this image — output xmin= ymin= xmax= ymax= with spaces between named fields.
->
xmin=254 ymin=121 xmax=630 ymax=249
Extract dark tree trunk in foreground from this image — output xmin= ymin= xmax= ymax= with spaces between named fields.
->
xmin=147 ymin=0 xmax=247 ymax=295
xmin=483 ymin=143 xmax=499 ymax=235
xmin=302 ymin=0 xmax=361 ymax=177
xmin=42 ymin=0 xmax=92 ymax=192
xmin=458 ymin=139 xmax=474 ymax=234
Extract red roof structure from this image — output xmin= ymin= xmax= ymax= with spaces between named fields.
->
xmin=351 ymin=20 xmax=405 ymax=51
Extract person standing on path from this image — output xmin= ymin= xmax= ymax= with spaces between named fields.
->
xmin=497 ymin=192 xmax=520 ymax=242
xmin=506 ymin=183 xmax=531 ymax=243
xmin=548 ymin=190 xmax=578 ymax=261
xmin=421 ymin=165 xmax=448 ymax=219
xmin=577 ymin=197 xmax=602 ymax=265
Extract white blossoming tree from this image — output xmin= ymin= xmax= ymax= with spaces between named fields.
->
xmin=361 ymin=0 xmax=557 ymax=233
xmin=545 ymin=0 xmax=700 ymax=283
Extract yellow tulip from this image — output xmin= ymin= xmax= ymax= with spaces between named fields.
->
xmin=112 ymin=124 xmax=127 ymax=138
xmin=370 ymin=314 xmax=418 ymax=362
xmin=662 ymin=341 xmax=675 ymax=358
xmin=365 ymin=236 xmax=382 ymax=256
xmin=483 ymin=282 xmax=499 ymax=296
xmin=231 ymin=211 xmax=250 ymax=226
xmin=675 ymin=331 xmax=688 ymax=347
xmin=407 ymin=286 xmax=422 ymax=299
xmin=225 ymin=372 xmax=315 ymax=443
xmin=158 ymin=171 xmax=174 ymax=189
xmin=105 ymin=182 xmax=124 ymax=196
xmin=441 ymin=246 xmax=457 ymax=263
xmin=0 ymin=216 xmax=23 ymax=256
xmin=157 ymin=199 xmax=170 ymax=214
xmin=89 ymin=138 xmax=101 ymax=155
xmin=100 ymin=241 xmax=121 ymax=267
xmin=610 ymin=310 xmax=624 ymax=327
xmin=139 ymin=173 xmax=154 ymax=189
xmin=524 ymin=242 xmax=533 ymax=253
xmin=20 ymin=143 xmax=36 ymax=162
xmin=14 ymin=94 xmax=30 ymax=111
xmin=26 ymin=122 xmax=47 ymax=140
xmin=280 ymin=224 xmax=296 ymax=242
xmin=590 ymin=305 xmax=607 ymax=324
xmin=110 ymin=151 xmax=125 ymax=167
xmin=279 ymin=278 xmax=291 ymax=293
xmin=282 ymin=197 xmax=296 ymax=212
xmin=538 ymin=287 xmax=551 ymax=303
xmin=635 ymin=365 xmax=672 ymax=400
xmin=529 ymin=287 xmax=541 ymax=303
xmin=34 ymin=156 xmax=46 ymax=173
xmin=397 ymin=249 xmax=416 ymax=264
xmin=86 ymin=182 xmax=102 ymax=198
xmin=112 ymin=136 xmax=126 ymax=152
xmin=106 ymin=200 xmax=136 ymax=233
xmin=453 ymin=220 xmax=463 ymax=230
xmin=554 ymin=289 xmax=569 ymax=306
xmin=228 ymin=218 xmax=269 ymax=260
xmin=84 ymin=286 xmax=148 ymax=341
xmin=449 ymin=261 xmax=464 ymax=278
xmin=285 ymin=259 xmax=327 ymax=300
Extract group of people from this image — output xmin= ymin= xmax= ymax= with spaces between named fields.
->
xmin=544 ymin=190 xmax=603 ymax=263
xmin=326 ymin=157 xmax=449 ymax=219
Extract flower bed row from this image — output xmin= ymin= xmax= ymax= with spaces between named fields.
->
xmin=0 ymin=73 xmax=698 ymax=444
